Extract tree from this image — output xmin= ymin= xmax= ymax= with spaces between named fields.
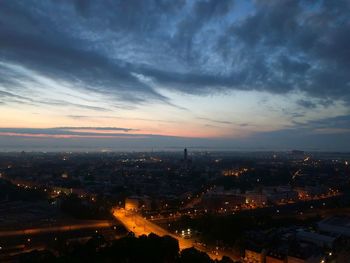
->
xmin=179 ymin=247 xmax=212 ymax=263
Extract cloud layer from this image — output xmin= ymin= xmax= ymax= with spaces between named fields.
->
xmin=0 ymin=0 xmax=350 ymax=151
xmin=0 ymin=0 xmax=349 ymax=107
xmin=0 ymin=127 xmax=138 ymax=138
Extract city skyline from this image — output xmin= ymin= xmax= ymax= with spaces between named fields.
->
xmin=1 ymin=0 xmax=350 ymax=151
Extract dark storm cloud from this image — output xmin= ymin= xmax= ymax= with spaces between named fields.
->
xmin=0 ymin=1 xmax=171 ymax=105
xmin=296 ymin=99 xmax=317 ymax=109
xmin=0 ymin=0 xmax=349 ymax=107
xmin=218 ymin=0 xmax=350 ymax=103
xmin=172 ymin=0 xmax=233 ymax=62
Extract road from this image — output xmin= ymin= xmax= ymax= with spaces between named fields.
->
xmin=113 ymin=208 xmax=237 ymax=261
xmin=0 ymin=221 xmax=111 ymax=237
xmin=113 ymin=209 xmax=194 ymax=249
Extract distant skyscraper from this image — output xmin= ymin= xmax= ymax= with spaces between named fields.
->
xmin=184 ymin=148 xmax=188 ymax=161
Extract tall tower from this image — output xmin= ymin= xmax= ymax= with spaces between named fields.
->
xmin=184 ymin=148 xmax=188 ymax=161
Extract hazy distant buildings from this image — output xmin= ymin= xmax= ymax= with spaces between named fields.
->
xmin=264 ymin=186 xmax=299 ymax=204
xmin=296 ymin=230 xmax=335 ymax=248
xmin=291 ymin=150 xmax=305 ymax=155
xmin=318 ymin=216 xmax=350 ymax=237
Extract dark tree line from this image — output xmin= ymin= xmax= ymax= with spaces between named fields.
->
xmin=60 ymin=194 xmax=112 ymax=220
xmin=0 ymin=179 xmax=47 ymax=201
xmin=19 ymin=233 xmax=236 ymax=263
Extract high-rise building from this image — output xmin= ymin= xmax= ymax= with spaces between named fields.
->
xmin=184 ymin=148 xmax=188 ymax=161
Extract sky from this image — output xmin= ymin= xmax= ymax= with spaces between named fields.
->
xmin=0 ymin=0 xmax=350 ymax=151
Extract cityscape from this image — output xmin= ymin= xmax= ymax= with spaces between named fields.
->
xmin=1 ymin=150 xmax=350 ymax=262
xmin=1 ymin=0 xmax=350 ymax=263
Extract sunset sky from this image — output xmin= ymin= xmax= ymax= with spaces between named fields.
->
xmin=0 ymin=0 xmax=349 ymax=151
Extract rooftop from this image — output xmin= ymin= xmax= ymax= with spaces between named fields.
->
xmin=319 ymin=216 xmax=350 ymax=227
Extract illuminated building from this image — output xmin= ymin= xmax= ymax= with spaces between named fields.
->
xmin=245 ymin=191 xmax=267 ymax=207
xmin=125 ymin=196 xmax=152 ymax=211
xmin=125 ymin=197 xmax=140 ymax=211
xmin=244 ymin=247 xmax=265 ymax=263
